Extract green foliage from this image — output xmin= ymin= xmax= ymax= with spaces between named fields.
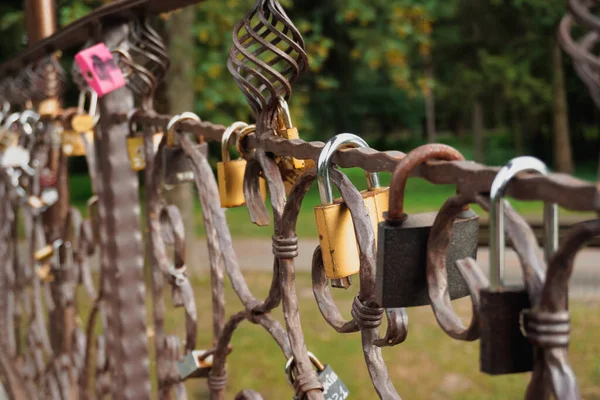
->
xmin=0 ymin=0 xmax=598 ymax=167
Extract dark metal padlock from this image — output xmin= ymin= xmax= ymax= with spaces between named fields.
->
xmin=376 ymin=144 xmax=478 ymax=308
xmin=285 ymin=352 xmax=349 ymax=400
xmin=480 ymin=156 xmax=558 ymax=375
xmin=163 ymin=112 xmax=207 ymax=187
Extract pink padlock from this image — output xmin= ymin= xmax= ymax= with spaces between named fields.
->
xmin=74 ymin=43 xmax=126 ymax=97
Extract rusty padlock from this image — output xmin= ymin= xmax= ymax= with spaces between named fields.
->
xmin=177 ymin=349 xmax=213 ymax=380
xmin=314 ymin=133 xmax=389 ymax=289
xmin=217 ymin=122 xmax=266 ymax=208
xmin=163 ymin=113 xmax=207 ymax=187
xmin=376 ymin=144 xmax=479 ymax=308
xmin=480 ymin=156 xmax=558 ymax=375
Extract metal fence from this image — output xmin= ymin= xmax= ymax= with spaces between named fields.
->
xmin=0 ymin=0 xmax=598 ymax=399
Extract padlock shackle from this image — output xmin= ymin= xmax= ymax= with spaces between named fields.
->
xmin=284 ymin=351 xmax=326 ymax=385
xmin=3 ymin=112 xmax=21 ymax=132
xmin=388 ymin=144 xmax=465 ymax=222
xmin=166 ymin=112 xmax=201 ymax=147
xmin=489 ymin=156 xmax=558 ymax=289
xmin=221 ymin=121 xmax=249 ymax=161
xmin=77 ymin=90 xmax=99 ymax=124
xmin=317 ymin=133 xmax=380 ymax=205
xmin=276 ymin=97 xmax=293 ymax=129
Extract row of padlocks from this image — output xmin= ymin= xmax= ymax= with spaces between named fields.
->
xmin=0 ymin=0 xmax=598 ymax=398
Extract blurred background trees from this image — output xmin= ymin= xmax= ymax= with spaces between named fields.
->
xmin=1 ymin=0 xmax=598 ymax=175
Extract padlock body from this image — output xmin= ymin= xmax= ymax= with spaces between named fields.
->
xmin=319 ymin=364 xmax=350 ymax=400
xmin=480 ymin=286 xmax=533 ymax=375
xmin=126 ymin=136 xmax=146 ymax=171
xmin=376 ymin=211 xmax=478 ymax=308
xmin=315 ymin=187 xmax=389 ymax=280
xmin=71 ymin=114 xmax=96 ymax=133
xmin=177 ymin=350 xmax=213 ymax=380
xmin=217 ymin=159 xmax=267 ymax=208
xmin=163 ymin=143 xmax=207 ymax=186
xmin=62 ymin=131 xmax=89 ymax=156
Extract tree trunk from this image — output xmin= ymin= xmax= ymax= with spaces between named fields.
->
xmin=166 ymin=9 xmax=200 ymax=273
xmin=472 ymin=98 xmax=485 ymax=163
xmin=424 ymin=52 xmax=436 ymax=143
xmin=552 ymin=41 xmax=574 ymax=173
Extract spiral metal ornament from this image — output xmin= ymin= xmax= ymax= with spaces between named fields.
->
xmin=559 ymin=0 xmax=600 ymax=106
xmin=30 ymin=56 xmax=67 ymax=101
xmin=228 ymin=0 xmax=309 ymax=117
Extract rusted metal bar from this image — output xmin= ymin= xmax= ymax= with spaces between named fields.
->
xmin=114 ymin=111 xmax=598 ymax=213
xmin=94 ymin=24 xmax=151 ymax=400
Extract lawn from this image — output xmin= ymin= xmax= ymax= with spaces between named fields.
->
xmin=76 ymin=271 xmax=600 ymax=399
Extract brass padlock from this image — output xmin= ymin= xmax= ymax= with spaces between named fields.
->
xmin=71 ymin=90 xmax=99 ymax=133
xmin=34 ymin=239 xmax=71 ymax=283
xmin=126 ymin=111 xmax=164 ymax=171
xmin=376 ymin=144 xmax=479 ymax=308
xmin=480 ymin=156 xmax=558 ymax=375
xmin=177 ymin=349 xmax=213 ymax=380
xmin=163 ymin=113 xmax=204 ymax=187
xmin=217 ymin=122 xmax=266 ymax=208
xmin=62 ymin=130 xmax=91 ymax=157
xmin=126 ymin=135 xmax=146 ymax=171
xmin=275 ymin=97 xmax=305 ymax=170
xmin=314 ymin=133 xmax=389 ymax=289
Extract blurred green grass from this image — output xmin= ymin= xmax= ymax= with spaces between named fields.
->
xmin=75 ymin=271 xmax=600 ymax=399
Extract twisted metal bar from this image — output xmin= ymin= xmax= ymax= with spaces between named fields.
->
xmin=228 ymin=0 xmax=308 ymax=116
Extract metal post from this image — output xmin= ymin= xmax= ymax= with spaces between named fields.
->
xmin=95 ymin=24 xmax=151 ymax=400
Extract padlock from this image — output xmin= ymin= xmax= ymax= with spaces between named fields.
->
xmin=314 ymin=133 xmax=389 ymax=289
xmin=163 ymin=113 xmax=206 ymax=187
xmin=176 ymin=349 xmax=213 ymax=380
xmin=34 ymin=239 xmax=71 ymax=283
xmin=62 ymin=130 xmax=90 ymax=157
xmin=285 ymin=352 xmax=349 ymax=400
xmin=376 ymin=144 xmax=478 ymax=308
xmin=275 ymin=97 xmax=305 ymax=170
xmin=126 ymin=135 xmax=146 ymax=171
xmin=480 ymin=156 xmax=557 ymax=375
xmin=1 ymin=145 xmax=35 ymax=176
xmin=71 ymin=90 xmax=99 ymax=133
xmin=217 ymin=122 xmax=266 ymax=208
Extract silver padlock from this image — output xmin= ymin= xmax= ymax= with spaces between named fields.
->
xmin=285 ymin=352 xmax=349 ymax=400
xmin=176 ymin=349 xmax=213 ymax=380
xmin=1 ymin=145 xmax=35 ymax=175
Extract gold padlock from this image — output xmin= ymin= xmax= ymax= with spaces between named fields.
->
xmin=36 ymin=263 xmax=55 ymax=283
xmin=62 ymin=130 xmax=89 ymax=156
xmin=217 ymin=122 xmax=266 ymax=208
xmin=34 ymin=244 xmax=54 ymax=264
xmin=126 ymin=135 xmax=146 ymax=171
xmin=314 ymin=133 xmax=389 ymax=289
xmin=275 ymin=97 xmax=305 ymax=170
xmin=71 ymin=90 xmax=99 ymax=133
